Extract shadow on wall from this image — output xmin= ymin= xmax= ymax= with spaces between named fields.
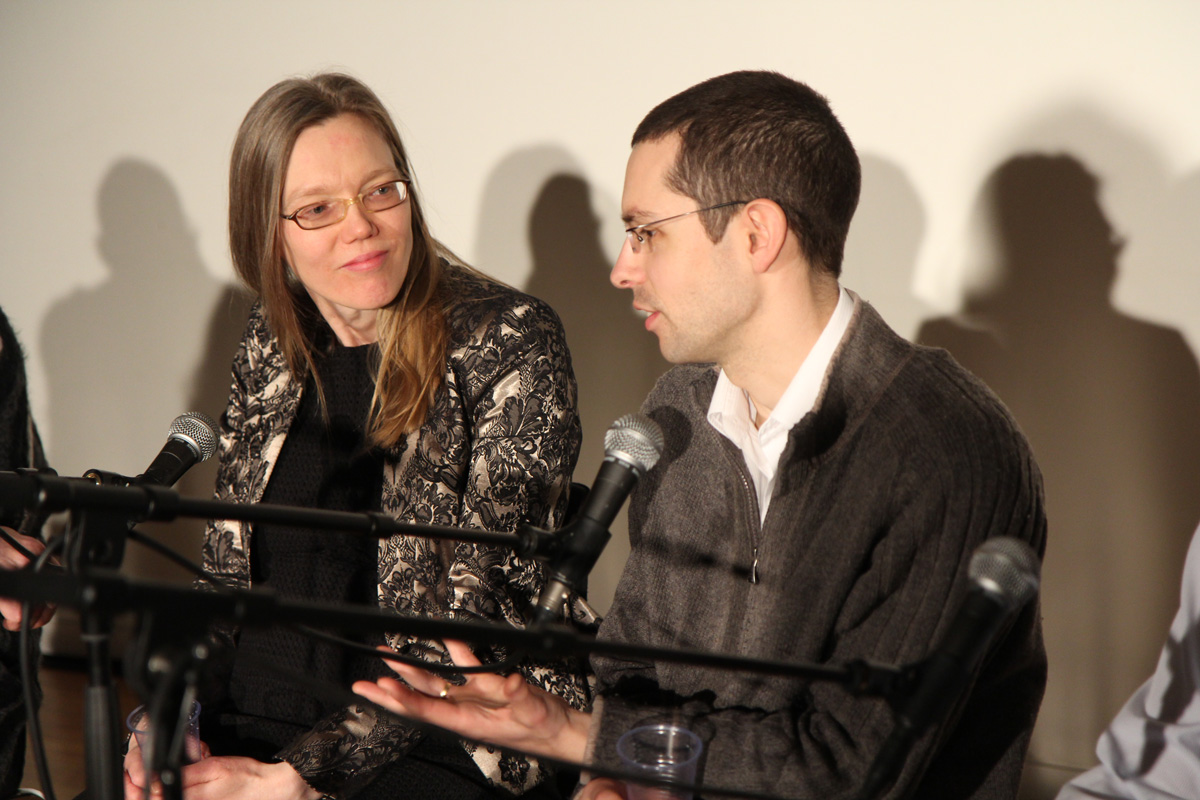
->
xmin=39 ymin=158 xmax=253 ymax=655
xmin=841 ymin=154 xmax=932 ymax=341
xmin=915 ymin=154 xmax=1200 ymax=798
xmin=475 ymin=147 xmax=666 ymax=615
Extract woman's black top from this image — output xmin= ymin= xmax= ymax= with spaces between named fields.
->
xmin=222 ymin=338 xmax=384 ymax=753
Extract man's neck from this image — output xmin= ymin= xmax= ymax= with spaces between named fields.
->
xmin=722 ymin=275 xmax=841 ymax=424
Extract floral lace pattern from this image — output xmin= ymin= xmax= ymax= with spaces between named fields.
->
xmin=201 ymin=265 xmax=589 ymax=797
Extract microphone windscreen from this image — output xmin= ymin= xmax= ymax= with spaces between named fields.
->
xmin=604 ymin=413 xmax=664 ymax=473
xmin=168 ymin=411 xmax=219 ymax=461
xmin=969 ymin=537 xmax=1040 ymax=609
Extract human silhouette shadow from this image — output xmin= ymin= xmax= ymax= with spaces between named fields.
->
xmin=1089 ymin=164 xmax=1200 ymax=789
xmin=40 ymin=159 xmax=252 ymax=654
xmin=476 ymin=147 xmax=666 ymax=614
xmin=916 ymin=154 xmax=1200 ymax=795
xmin=841 ymin=154 xmax=932 ymax=340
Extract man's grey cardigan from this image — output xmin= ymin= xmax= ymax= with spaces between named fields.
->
xmin=591 ymin=296 xmax=1047 ymax=800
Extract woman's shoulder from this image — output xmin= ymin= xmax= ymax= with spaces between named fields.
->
xmin=240 ymin=301 xmax=269 ymax=338
xmin=233 ymin=302 xmax=275 ymax=356
xmin=231 ymin=301 xmax=290 ymax=383
xmin=441 ymin=262 xmax=565 ymax=348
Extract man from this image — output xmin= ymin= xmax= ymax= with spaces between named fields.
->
xmin=1057 ymin=523 xmax=1200 ymax=800
xmin=356 ymin=70 xmax=1047 ymax=799
xmin=0 ymin=306 xmax=53 ymax=796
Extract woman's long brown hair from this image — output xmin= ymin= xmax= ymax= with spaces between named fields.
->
xmin=228 ymin=73 xmax=447 ymax=446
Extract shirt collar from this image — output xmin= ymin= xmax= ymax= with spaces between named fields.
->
xmin=708 ymin=286 xmax=855 ymax=442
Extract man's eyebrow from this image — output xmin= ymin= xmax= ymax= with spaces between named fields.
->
xmin=622 ymin=208 xmax=652 ymax=227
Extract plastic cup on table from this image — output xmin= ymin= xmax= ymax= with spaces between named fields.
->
xmin=125 ymin=701 xmax=204 ymax=764
xmin=616 ymin=723 xmax=703 ymax=800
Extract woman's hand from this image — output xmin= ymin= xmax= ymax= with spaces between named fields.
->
xmin=0 ymin=527 xmax=56 ymax=630
xmin=122 ymin=736 xmax=149 ymax=798
xmin=180 ymin=757 xmax=319 ymax=800
xmin=124 ymin=747 xmax=315 ymax=800
xmin=577 ymin=777 xmax=628 ymax=800
xmin=353 ymin=639 xmax=592 ymax=763
xmin=123 ymin=732 xmax=212 ymax=799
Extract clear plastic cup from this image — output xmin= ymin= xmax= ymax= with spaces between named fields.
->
xmin=616 ymin=724 xmax=703 ymax=800
xmin=126 ymin=702 xmax=204 ymax=764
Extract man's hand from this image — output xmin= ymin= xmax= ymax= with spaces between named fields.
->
xmin=0 ymin=527 xmax=56 ymax=630
xmin=352 ymin=639 xmax=592 ymax=763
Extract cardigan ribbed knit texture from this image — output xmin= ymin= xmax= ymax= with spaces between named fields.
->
xmin=592 ymin=297 xmax=1047 ymax=800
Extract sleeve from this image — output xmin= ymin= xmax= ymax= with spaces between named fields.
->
xmin=590 ymin=382 xmax=1047 ymax=799
xmin=279 ymin=291 xmax=589 ymax=797
xmin=1057 ymin=526 xmax=1200 ymax=800
xmin=441 ymin=292 xmax=592 ymax=792
xmin=450 ymin=292 xmax=582 ymax=627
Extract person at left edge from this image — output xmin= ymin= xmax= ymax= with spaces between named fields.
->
xmin=0 ymin=306 xmax=54 ymax=798
xmin=123 ymin=73 xmax=588 ymax=800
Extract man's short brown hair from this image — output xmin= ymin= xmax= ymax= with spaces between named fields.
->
xmin=633 ymin=70 xmax=860 ymax=277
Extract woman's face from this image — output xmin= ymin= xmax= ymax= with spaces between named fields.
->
xmin=279 ymin=113 xmax=414 ymax=345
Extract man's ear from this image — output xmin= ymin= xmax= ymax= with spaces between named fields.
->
xmin=742 ymin=198 xmax=789 ymax=274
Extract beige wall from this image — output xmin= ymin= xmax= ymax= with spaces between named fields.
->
xmin=3 ymin=2 xmax=1200 ymax=795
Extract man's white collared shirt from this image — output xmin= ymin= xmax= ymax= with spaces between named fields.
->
xmin=707 ymin=287 xmax=854 ymax=523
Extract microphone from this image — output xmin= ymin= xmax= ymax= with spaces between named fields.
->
xmin=135 ymin=412 xmax=220 ymax=487
xmin=858 ymin=537 xmax=1040 ymax=800
xmin=61 ymin=412 xmax=219 ymax=582
xmin=531 ymin=413 xmax=664 ymax=626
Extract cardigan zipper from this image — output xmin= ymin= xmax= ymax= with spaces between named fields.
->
xmin=737 ymin=470 xmax=761 ymax=584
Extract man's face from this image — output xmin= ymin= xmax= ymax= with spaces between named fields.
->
xmin=611 ymin=134 xmax=755 ymax=366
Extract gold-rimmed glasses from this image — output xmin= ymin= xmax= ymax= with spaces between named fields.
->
xmin=281 ymin=179 xmax=409 ymax=230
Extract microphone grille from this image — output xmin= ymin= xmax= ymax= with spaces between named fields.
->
xmin=168 ymin=411 xmax=220 ymax=462
xmin=969 ymin=537 xmax=1040 ymax=609
xmin=604 ymin=413 xmax=665 ymax=473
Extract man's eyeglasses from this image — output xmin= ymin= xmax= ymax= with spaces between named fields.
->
xmin=281 ymin=179 xmax=409 ymax=230
xmin=624 ymin=200 xmax=748 ymax=254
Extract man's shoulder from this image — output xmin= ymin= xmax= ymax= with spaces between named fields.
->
xmin=642 ymin=363 xmax=719 ymax=414
xmin=897 ymin=338 xmax=1022 ymax=434
xmin=844 ymin=302 xmax=1008 ymax=412
xmin=831 ymin=301 xmax=1032 ymax=461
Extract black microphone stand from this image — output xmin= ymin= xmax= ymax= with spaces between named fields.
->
xmin=65 ymin=471 xmax=136 ymax=800
xmin=125 ymin=607 xmax=210 ymax=800
xmin=2 ymin=564 xmax=923 ymax=800
xmin=62 ymin=465 xmax=213 ymax=800
xmin=0 ymin=470 xmax=924 ymax=800
xmin=0 ymin=468 xmax=551 ymax=800
xmin=0 ymin=563 xmax=916 ymax=696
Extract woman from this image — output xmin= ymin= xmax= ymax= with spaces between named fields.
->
xmin=125 ymin=73 xmax=588 ymax=800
